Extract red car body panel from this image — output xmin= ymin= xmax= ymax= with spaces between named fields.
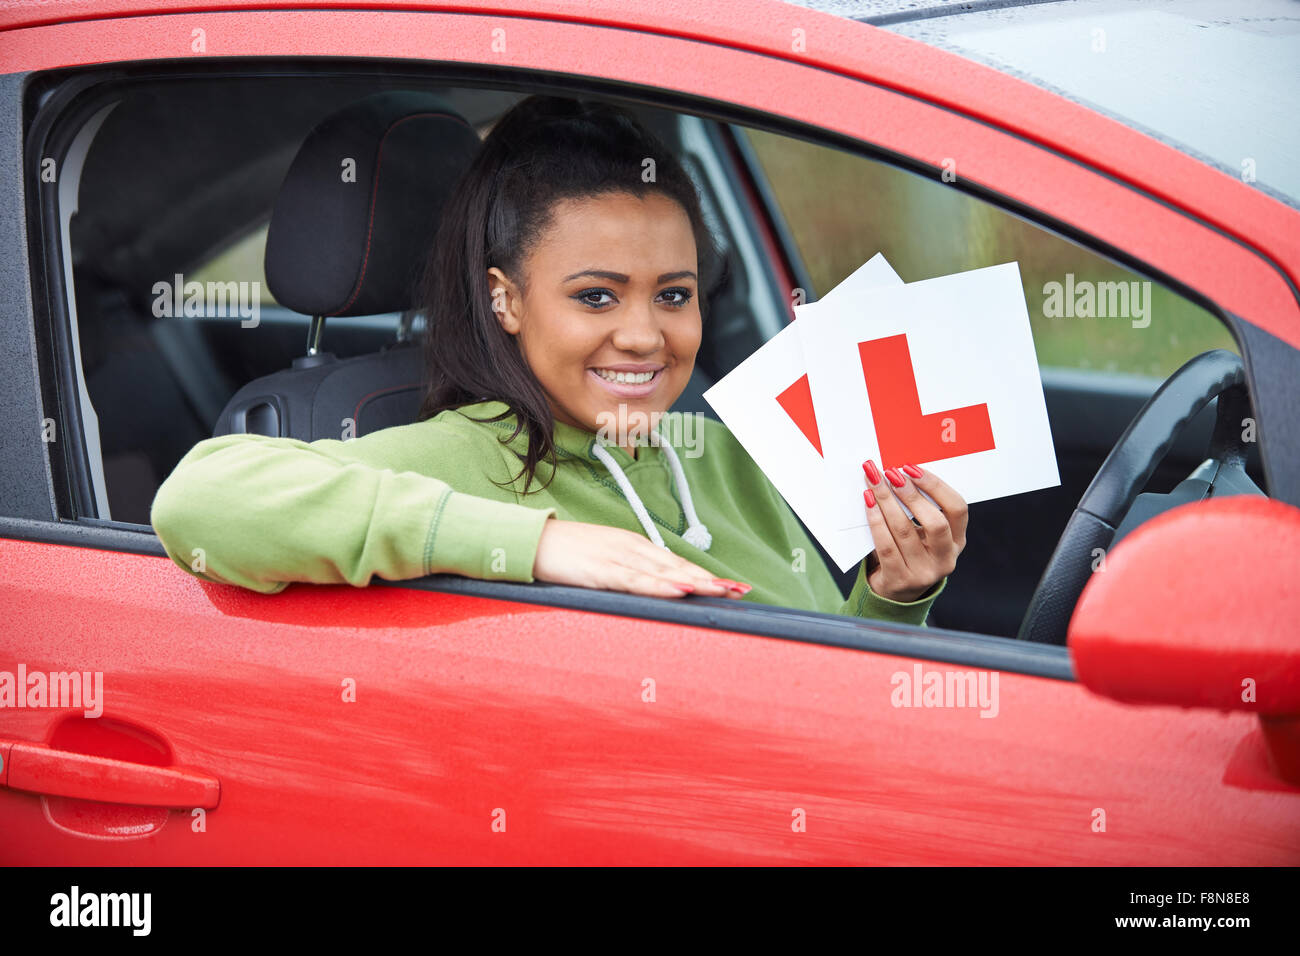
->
xmin=1 ymin=538 xmax=1295 ymax=864
xmin=1 ymin=0 xmax=1297 ymax=863
xmin=1073 ymin=496 xmax=1300 ymax=716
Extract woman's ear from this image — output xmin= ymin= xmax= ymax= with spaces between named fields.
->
xmin=486 ymin=267 xmax=522 ymax=336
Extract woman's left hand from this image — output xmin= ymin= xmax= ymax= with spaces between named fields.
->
xmin=861 ymin=461 xmax=968 ymax=603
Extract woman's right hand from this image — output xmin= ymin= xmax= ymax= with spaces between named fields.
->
xmin=532 ymin=518 xmax=749 ymax=599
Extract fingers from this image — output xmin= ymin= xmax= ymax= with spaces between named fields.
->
xmin=862 ymin=460 xmax=921 ymax=566
xmin=899 ymin=463 xmax=969 ymax=549
xmin=616 ymin=567 xmax=710 ymax=600
xmin=534 ymin=520 xmax=749 ymax=600
xmin=862 ymin=485 xmax=904 ymax=575
xmin=622 ymin=531 xmax=710 ymax=578
xmin=862 ymin=459 xmax=967 ymax=600
xmin=616 ymin=531 xmax=744 ymax=598
xmin=884 ymin=466 xmax=954 ymax=554
xmin=611 ymin=561 xmax=745 ymax=600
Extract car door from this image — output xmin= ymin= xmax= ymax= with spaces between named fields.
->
xmin=1 ymin=1 xmax=1297 ymax=864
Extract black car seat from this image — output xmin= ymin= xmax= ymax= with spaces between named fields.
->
xmin=216 ymin=90 xmax=722 ymax=443
xmin=213 ymin=92 xmax=482 ymax=441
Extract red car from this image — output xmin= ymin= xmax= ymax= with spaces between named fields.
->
xmin=1 ymin=0 xmax=1297 ymax=864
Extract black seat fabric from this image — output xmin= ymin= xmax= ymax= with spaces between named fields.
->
xmin=264 ymin=91 xmax=481 ymax=320
xmin=214 ymin=92 xmax=481 ymax=442
xmin=213 ymin=343 xmax=425 ymax=441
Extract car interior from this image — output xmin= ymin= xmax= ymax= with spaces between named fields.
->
xmin=57 ymin=67 xmax=1268 ymax=639
xmin=69 ymin=77 xmax=756 ymax=507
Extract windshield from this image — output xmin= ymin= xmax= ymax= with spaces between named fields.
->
xmin=789 ymin=0 xmax=1300 ymax=210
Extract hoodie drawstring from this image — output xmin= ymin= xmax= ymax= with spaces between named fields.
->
xmin=590 ymin=431 xmax=712 ymax=552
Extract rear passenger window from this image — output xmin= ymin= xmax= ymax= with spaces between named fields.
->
xmin=188 ymin=224 xmax=280 ymax=307
xmin=62 ymin=80 xmax=436 ymax=522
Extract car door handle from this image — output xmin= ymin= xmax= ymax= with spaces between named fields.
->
xmin=0 ymin=739 xmax=220 ymax=809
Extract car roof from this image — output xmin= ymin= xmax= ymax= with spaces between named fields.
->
xmin=787 ymin=0 xmax=1300 ymax=211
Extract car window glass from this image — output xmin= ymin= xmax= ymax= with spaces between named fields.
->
xmin=188 ymin=223 xmax=280 ymax=306
xmin=740 ymin=126 xmax=1237 ymax=378
xmin=737 ymin=123 xmax=1260 ymax=636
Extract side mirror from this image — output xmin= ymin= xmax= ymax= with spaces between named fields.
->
xmin=1067 ymin=495 xmax=1300 ymax=787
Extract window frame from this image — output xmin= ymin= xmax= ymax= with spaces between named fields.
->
xmin=9 ymin=44 xmax=1296 ymax=674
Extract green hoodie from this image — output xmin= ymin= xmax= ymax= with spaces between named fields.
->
xmin=150 ymin=399 xmax=945 ymax=624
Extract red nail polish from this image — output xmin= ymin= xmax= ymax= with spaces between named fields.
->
xmin=863 ymin=459 xmax=882 ymax=484
xmin=735 ymin=583 xmax=753 ymax=595
xmin=885 ymin=468 xmax=905 ymax=488
xmin=864 ymin=488 xmax=876 ymax=508
xmin=712 ymin=578 xmax=740 ymax=589
xmin=903 ymin=464 xmax=924 ymax=479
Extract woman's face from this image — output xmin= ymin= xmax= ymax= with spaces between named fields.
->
xmin=488 ymin=191 xmax=701 ymax=449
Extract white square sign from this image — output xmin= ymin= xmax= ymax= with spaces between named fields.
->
xmin=702 ymin=254 xmax=904 ymax=568
xmin=798 ymin=260 xmax=1060 ymax=571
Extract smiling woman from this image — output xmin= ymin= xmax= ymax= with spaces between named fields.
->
xmin=481 ymin=192 xmax=702 ymax=457
xmin=150 ymin=94 xmax=966 ymax=622
xmin=417 ymin=95 xmax=720 ymax=483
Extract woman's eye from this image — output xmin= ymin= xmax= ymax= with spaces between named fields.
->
xmin=572 ymin=287 xmax=693 ymax=308
xmin=574 ymin=288 xmax=615 ymax=308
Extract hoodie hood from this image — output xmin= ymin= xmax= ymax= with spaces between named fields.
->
xmin=450 ymin=399 xmax=710 ymax=551
xmin=453 ymin=399 xmax=665 ymax=469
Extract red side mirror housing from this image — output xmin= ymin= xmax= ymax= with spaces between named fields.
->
xmin=1068 ymin=495 xmax=1300 ymax=785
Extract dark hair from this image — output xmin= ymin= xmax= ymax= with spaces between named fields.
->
xmin=416 ymin=94 xmax=722 ymax=493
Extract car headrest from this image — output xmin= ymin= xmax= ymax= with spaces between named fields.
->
xmin=214 ymin=343 xmax=427 ymax=441
xmin=264 ymin=91 xmax=481 ymax=318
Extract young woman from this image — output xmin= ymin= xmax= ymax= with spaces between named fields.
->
xmin=151 ymin=95 xmax=968 ymax=624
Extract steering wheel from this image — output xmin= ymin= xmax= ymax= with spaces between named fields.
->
xmin=1017 ymin=349 xmax=1252 ymax=645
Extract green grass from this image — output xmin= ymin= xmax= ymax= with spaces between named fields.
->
xmin=189 ymin=223 xmax=280 ymax=307
xmin=742 ymin=127 xmax=1236 ymax=379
